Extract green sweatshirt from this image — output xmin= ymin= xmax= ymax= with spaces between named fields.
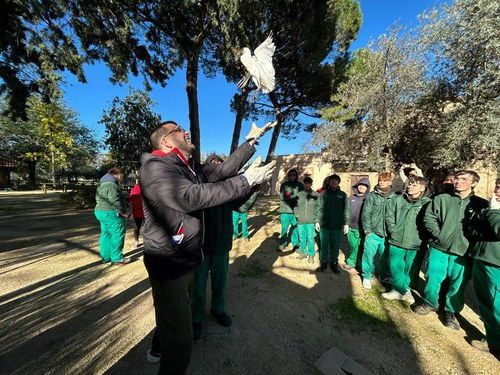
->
xmin=314 ymin=188 xmax=350 ymax=229
xmin=467 ymin=208 xmax=500 ymax=267
xmin=423 ymin=192 xmax=489 ymax=256
xmin=294 ymin=189 xmax=319 ymax=224
xmin=386 ymin=193 xmax=431 ymax=250
xmin=361 ymin=189 xmax=396 ymax=237
xmin=95 ymin=180 xmax=127 ymax=213
xmin=279 ymin=180 xmax=304 ymax=214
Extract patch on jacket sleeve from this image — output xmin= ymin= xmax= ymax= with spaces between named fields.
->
xmin=169 ymin=222 xmax=184 ymax=248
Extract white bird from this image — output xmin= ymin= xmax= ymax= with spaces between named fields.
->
xmin=238 ymin=33 xmax=276 ymax=101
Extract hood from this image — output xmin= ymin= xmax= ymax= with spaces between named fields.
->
xmin=352 ymin=177 xmax=371 ymax=195
xmin=100 ymin=173 xmax=118 ymax=183
xmin=205 ymin=153 xmax=223 ymax=164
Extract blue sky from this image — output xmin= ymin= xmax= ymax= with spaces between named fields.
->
xmin=62 ymin=0 xmax=443 ymax=158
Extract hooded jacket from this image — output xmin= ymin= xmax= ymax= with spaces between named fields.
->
xmin=95 ymin=173 xmax=127 ymax=213
xmin=349 ymin=177 xmax=371 ymax=230
xmin=386 ymin=192 xmax=431 ymax=250
xmin=467 ymin=208 xmax=500 ymax=267
xmin=139 ymin=142 xmax=255 ymax=281
xmin=423 ymin=191 xmax=488 ymax=256
xmin=129 ymin=183 xmax=144 ymax=219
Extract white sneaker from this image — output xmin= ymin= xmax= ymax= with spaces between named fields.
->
xmin=133 ymin=241 xmax=139 ymax=248
xmin=362 ymin=279 xmax=372 ymax=289
xmin=381 ymin=289 xmax=403 ymax=300
xmin=403 ymin=291 xmax=415 ymax=304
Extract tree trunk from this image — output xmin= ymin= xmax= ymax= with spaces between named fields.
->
xmin=265 ymin=94 xmax=283 ymax=164
xmin=230 ymin=88 xmax=250 ymax=154
xmin=186 ymin=51 xmax=201 ymax=164
xmin=27 ymin=160 xmax=37 ymax=190
xmin=51 ymin=149 xmax=56 ymax=188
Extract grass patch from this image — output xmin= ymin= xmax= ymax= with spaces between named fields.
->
xmin=329 ymin=291 xmax=401 ymax=332
xmin=238 ymin=261 xmax=268 ymax=278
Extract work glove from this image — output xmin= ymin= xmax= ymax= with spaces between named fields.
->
xmin=490 ymin=196 xmax=500 ymax=210
xmin=242 ymin=157 xmax=276 ymax=187
xmin=315 ymin=223 xmax=320 ymax=232
xmin=245 ymin=121 xmax=277 ymax=141
xmin=343 ymin=225 xmax=349 ymax=235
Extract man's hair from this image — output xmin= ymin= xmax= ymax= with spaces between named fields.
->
xmin=150 ymin=120 xmax=178 ymax=150
xmin=287 ymin=168 xmax=298 ymax=176
xmin=455 ymin=169 xmax=480 ymax=183
xmin=408 ymin=176 xmax=427 ymax=186
xmin=495 ymin=177 xmax=500 ymax=186
xmin=108 ymin=167 xmax=124 ymax=175
xmin=303 ymin=177 xmax=313 ymax=184
xmin=379 ymin=171 xmax=393 ymax=181
xmin=330 ymin=174 xmax=341 ymax=183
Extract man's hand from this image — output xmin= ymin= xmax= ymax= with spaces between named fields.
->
xmin=243 ymin=157 xmax=276 ymax=186
xmin=245 ymin=121 xmax=278 ymax=141
xmin=343 ymin=225 xmax=349 ymax=235
xmin=315 ymin=223 xmax=320 ymax=232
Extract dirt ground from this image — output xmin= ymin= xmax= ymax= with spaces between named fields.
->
xmin=0 ymin=191 xmax=499 ymax=375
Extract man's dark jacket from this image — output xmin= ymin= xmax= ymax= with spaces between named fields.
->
xmin=139 ymin=142 xmax=255 ymax=281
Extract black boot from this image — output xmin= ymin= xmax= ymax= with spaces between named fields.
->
xmin=330 ymin=262 xmax=340 ymax=274
xmin=315 ymin=262 xmax=327 ymax=272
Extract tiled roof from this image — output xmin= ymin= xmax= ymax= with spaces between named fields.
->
xmin=0 ymin=155 xmax=18 ymax=168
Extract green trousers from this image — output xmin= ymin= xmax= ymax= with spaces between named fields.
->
xmin=150 ymin=271 xmax=193 ymax=375
xmin=361 ymin=233 xmax=389 ymax=280
xmin=94 ymin=210 xmax=126 ymax=263
xmin=409 ymin=248 xmax=427 ymax=290
xmin=298 ymin=223 xmax=316 ymax=256
xmin=423 ymin=247 xmax=472 ymax=313
xmin=319 ymin=228 xmax=342 ymax=264
xmin=280 ymin=213 xmax=299 ymax=247
xmin=192 ymin=251 xmax=229 ymax=323
xmin=232 ymin=211 xmax=249 ymax=238
xmin=388 ymin=245 xmax=418 ymax=295
xmin=346 ymin=228 xmax=363 ymax=266
xmin=472 ymin=260 xmax=500 ymax=347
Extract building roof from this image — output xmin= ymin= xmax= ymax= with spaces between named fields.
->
xmin=0 ymin=155 xmax=19 ymax=168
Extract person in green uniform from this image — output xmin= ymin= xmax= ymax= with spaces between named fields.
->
xmin=414 ymin=170 xmax=489 ymax=331
xmin=294 ymin=177 xmax=319 ymax=264
xmin=94 ymin=167 xmax=130 ymax=264
xmin=278 ymin=169 xmax=304 ymax=251
xmin=383 ymin=176 xmax=431 ymax=303
xmin=343 ymin=177 xmax=371 ymax=270
xmin=360 ymin=172 xmax=396 ymax=289
xmin=314 ymin=174 xmax=350 ymax=274
xmin=467 ymin=178 xmax=500 ymax=355
xmin=233 ymin=185 xmax=260 ymax=241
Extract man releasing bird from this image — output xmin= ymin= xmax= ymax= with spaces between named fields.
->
xmin=238 ymin=33 xmax=276 ymax=101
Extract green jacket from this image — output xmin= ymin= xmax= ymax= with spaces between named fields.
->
xmin=361 ymin=188 xmax=396 ymax=237
xmin=95 ymin=173 xmax=127 ymax=213
xmin=386 ymin=193 xmax=431 ymax=250
xmin=279 ymin=180 xmax=304 ymax=214
xmin=423 ymin=192 xmax=489 ymax=256
xmin=235 ymin=191 xmax=259 ymax=213
xmin=467 ymin=208 xmax=500 ymax=267
xmin=314 ymin=188 xmax=350 ymax=229
xmin=203 ymin=202 xmax=233 ymax=254
xmin=294 ymin=189 xmax=319 ymax=224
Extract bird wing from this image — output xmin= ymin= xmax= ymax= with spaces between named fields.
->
xmin=253 ymin=33 xmax=276 ymax=92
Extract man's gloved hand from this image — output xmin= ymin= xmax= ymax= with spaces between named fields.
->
xmin=490 ymin=196 xmax=500 ymax=210
xmin=242 ymin=157 xmax=276 ymax=186
xmin=315 ymin=223 xmax=320 ymax=232
xmin=245 ymin=121 xmax=278 ymax=141
xmin=343 ymin=224 xmax=349 ymax=235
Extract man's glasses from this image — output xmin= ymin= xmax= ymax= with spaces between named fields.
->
xmin=165 ymin=125 xmax=185 ymax=137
